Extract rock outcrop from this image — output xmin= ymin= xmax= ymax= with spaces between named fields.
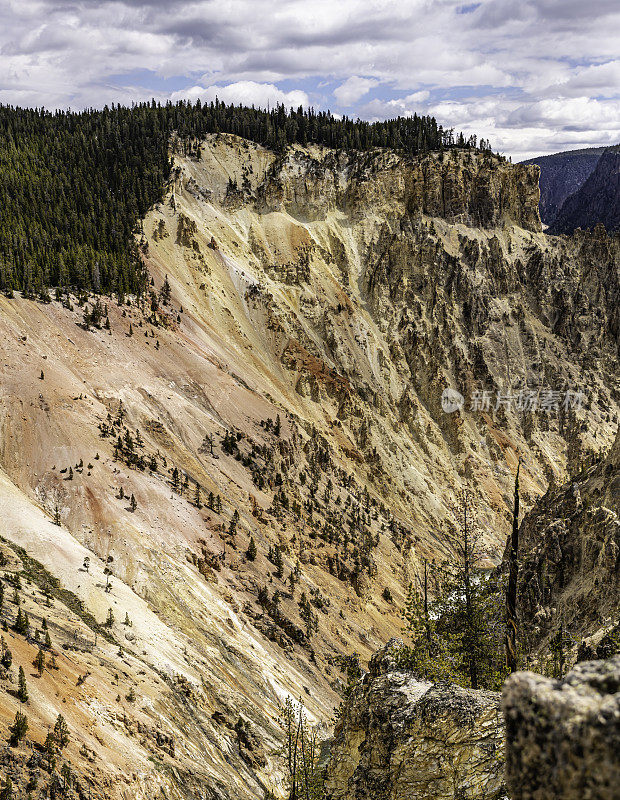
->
xmin=503 ymin=656 xmax=620 ymax=800
xmin=257 ymin=146 xmax=542 ymax=232
xmin=325 ymin=640 xmax=506 ymax=800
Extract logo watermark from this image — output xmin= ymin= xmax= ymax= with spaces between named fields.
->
xmin=442 ymin=387 xmax=586 ymax=414
xmin=441 ymin=388 xmax=465 ymax=413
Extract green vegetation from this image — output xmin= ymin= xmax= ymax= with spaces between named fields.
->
xmin=17 ymin=665 xmax=28 ymax=702
xmin=34 ymin=648 xmax=45 ymax=676
xmin=246 ymin=536 xmax=257 ymax=561
xmin=0 ymin=101 xmax=489 ymax=296
xmin=280 ymin=698 xmax=325 ymax=800
xmin=8 ymin=710 xmax=28 ymax=746
xmin=13 ymin=607 xmax=29 ymax=636
xmin=0 ymin=637 xmax=12 ymax=668
xmin=54 ymin=713 xmax=69 ymax=749
xmin=400 ymin=495 xmax=508 ymax=690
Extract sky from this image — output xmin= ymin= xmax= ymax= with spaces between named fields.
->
xmin=1 ymin=0 xmax=619 ymax=160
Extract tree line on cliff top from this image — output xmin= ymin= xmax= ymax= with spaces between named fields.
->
xmin=0 ymin=100 xmax=491 ymax=297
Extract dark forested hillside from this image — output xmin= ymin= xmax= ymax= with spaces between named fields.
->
xmin=0 ymin=101 xmax=490 ymax=296
xmin=549 ymin=148 xmax=620 ymax=234
xmin=522 ymin=146 xmax=607 ymax=225
xmin=0 ymin=105 xmax=170 ymax=298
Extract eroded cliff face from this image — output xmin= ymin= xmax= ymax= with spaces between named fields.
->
xmin=513 ymin=430 xmax=620 ymax=654
xmin=0 ymin=134 xmax=618 ymax=798
xmin=255 ymin=145 xmax=541 ymax=232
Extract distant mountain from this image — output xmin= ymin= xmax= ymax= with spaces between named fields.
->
xmin=522 ymin=145 xmax=609 ymax=226
xmin=550 ymin=148 xmax=620 ymax=234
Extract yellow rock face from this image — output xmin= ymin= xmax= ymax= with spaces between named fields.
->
xmin=0 ymin=133 xmax=617 ymax=798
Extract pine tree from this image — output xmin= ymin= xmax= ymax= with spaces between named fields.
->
xmin=14 ymin=607 xmax=28 ymax=635
xmin=17 ymin=666 xmax=28 ymax=702
xmin=34 ymin=648 xmax=45 ymax=676
xmin=273 ymin=545 xmax=284 ymax=579
xmin=194 ymin=483 xmax=202 ymax=508
xmin=246 ymin=537 xmax=257 ymax=561
xmin=61 ymin=763 xmax=72 ymax=791
xmin=53 ymin=505 xmax=61 ymax=526
xmin=8 ymin=710 xmax=28 ymax=746
xmin=54 ymin=713 xmax=69 ymax=748
xmin=0 ymin=643 xmax=11 ymax=668
xmin=44 ymin=731 xmax=57 ymax=770
xmin=106 ymin=608 xmax=114 ymax=627
xmin=160 ymin=275 xmax=171 ymax=304
xmin=402 ymin=493 xmax=506 ymax=689
xmin=129 ymin=493 xmax=137 ymax=512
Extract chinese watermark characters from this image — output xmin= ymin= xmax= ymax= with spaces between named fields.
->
xmin=441 ymin=387 xmax=586 ymax=414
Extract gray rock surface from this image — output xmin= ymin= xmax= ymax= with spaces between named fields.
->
xmin=325 ymin=639 xmax=506 ymax=800
xmin=503 ymin=656 xmax=620 ymax=799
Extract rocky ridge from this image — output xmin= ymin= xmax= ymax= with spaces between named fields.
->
xmin=522 ymin=145 xmax=608 ymax=226
xmin=550 ymin=148 xmax=620 ymax=234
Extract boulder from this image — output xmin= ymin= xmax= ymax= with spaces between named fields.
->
xmin=503 ymin=656 xmax=620 ymax=799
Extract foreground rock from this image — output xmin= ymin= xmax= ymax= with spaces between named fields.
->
xmin=503 ymin=656 xmax=620 ymax=799
xmin=325 ymin=640 xmax=506 ymax=800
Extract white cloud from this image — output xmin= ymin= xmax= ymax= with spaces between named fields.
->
xmin=170 ymin=81 xmax=309 ymax=109
xmin=403 ymin=90 xmax=430 ymax=104
xmin=333 ymin=76 xmax=378 ymax=105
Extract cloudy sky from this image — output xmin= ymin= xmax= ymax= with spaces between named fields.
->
xmin=1 ymin=0 xmax=619 ymax=160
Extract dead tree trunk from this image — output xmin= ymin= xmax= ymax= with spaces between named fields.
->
xmin=505 ymin=460 xmax=521 ymax=673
